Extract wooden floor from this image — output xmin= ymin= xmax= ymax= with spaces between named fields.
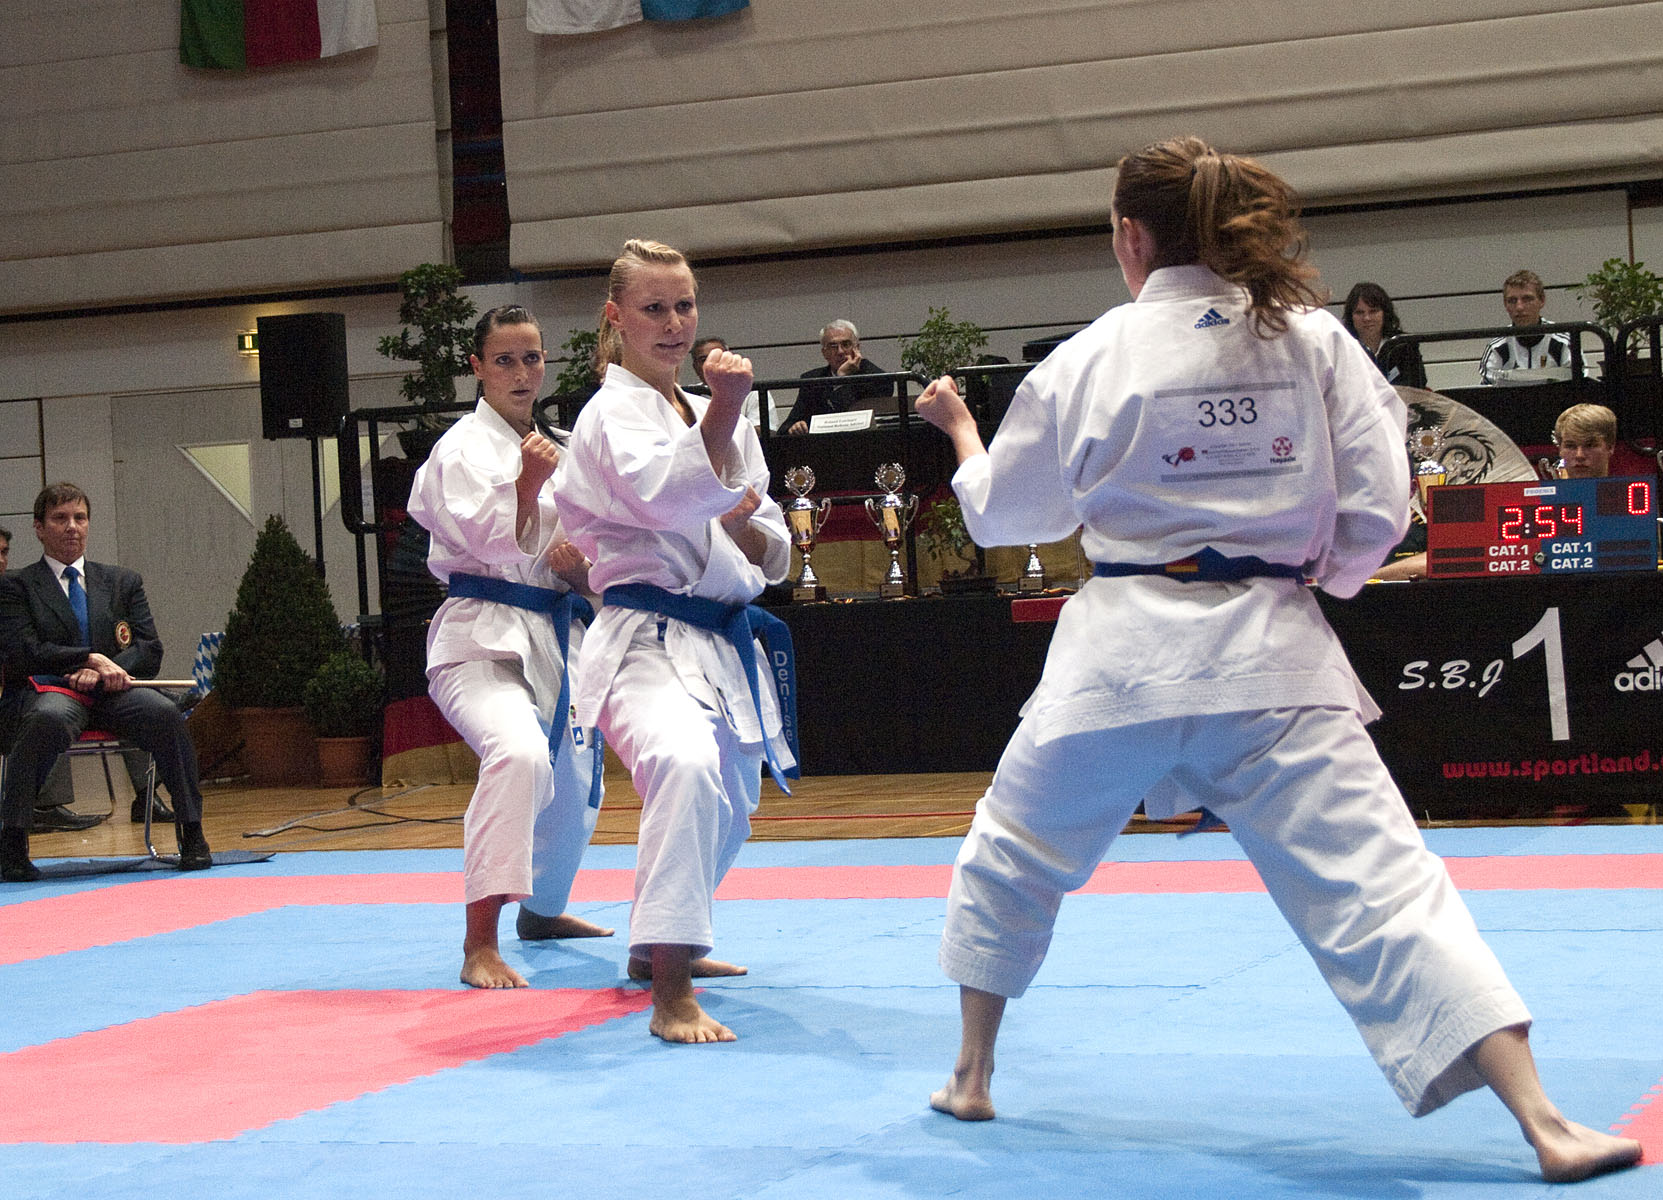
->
xmin=26 ymin=752 xmax=1656 ymax=863
xmin=25 ymin=753 xmax=999 ymax=860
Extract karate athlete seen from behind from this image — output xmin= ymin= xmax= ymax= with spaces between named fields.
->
xmin=407 ymin=304 xmax=610 ymax=991
xmin=556 ymin=239 xmax=795 ymax=1044
xmin=915 ymin=137 xmax=1640 ymax=1184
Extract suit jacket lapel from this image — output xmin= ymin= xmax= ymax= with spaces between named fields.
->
xmin=26 ymin=559 xmax=82 ymax=646
xmin=83 ymin=561 xmax=112 ymax=649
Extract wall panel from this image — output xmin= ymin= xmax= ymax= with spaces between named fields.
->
xmin=498 ymin=0 xmax=1663 ymax=271
xmin=0 ymin=0 xmax=446 ymax=314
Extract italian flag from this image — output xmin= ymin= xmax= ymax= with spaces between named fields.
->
xmin=181 ymin=1 xmax=378 ymax=71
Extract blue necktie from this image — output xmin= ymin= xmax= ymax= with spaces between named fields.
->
xmin=63 ymin=565 xmax=90 ymax=644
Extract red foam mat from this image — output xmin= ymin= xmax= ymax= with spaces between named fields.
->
xmin=0 ymin=987 xmax=652 ymax=1143
xmin=1612 ymin=1078 xmax=1663 ymax=1165
xmin=5 ymin=855 xmax=1658 ymax=967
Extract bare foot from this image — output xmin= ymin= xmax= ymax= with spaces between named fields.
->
xmin=460 ymin=946 xmax=528 ymax=989
xmin=516 ymin=906 xmax=614 ymax=941
xmin=1529 ymin=1117 xmax=1642 ymax=1183
xmin=1466 ymin=1024 xmax=1644 ymax=1182
xmin=628 ymin=955 xmax=748 ymax=979
xmin=649 ymin=991 xmax=736 ymax=1044
xmin=641 ymin=943 xmax=738 ymax=1043
xmin=930 ymin=1071 xmax=996 ymax=1121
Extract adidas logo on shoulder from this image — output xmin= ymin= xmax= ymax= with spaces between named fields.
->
xmin=1194 ymin=308 xmax=1230 ymax=329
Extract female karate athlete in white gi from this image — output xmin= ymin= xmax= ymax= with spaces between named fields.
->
xmin=915 ymin=137 xmax=1641 ymax=1183
xmin=556 ymin=239 xmax=795 ymax=1044
xmin=408 ymin=305 xmax=610 ymax=990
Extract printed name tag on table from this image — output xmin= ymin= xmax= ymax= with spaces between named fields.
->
xmin=810 ymin=411 xmax=875 ymax=434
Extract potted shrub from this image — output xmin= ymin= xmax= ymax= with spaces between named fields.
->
xmin=215 ymin=515 xmax=348 ymax=784
xmin=304 ymin=651 xmax=383 ymax=787
xmin=376 ymin=262 xmax=478 ymax=448
xmin=899 ymin=306 xmax=990 ymax=382
xmin=903 ymin=307 xmax=995 ymax=592
xmin=547 ymin=326 xmax=603 ymax=429
xmin=1575 ymin=258 xmax=1663 ymax=359
xmin=917 ymin=492 xmax=993 ymax=594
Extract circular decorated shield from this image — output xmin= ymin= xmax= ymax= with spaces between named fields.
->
xmin=1396 ymin=386 xmax=1537 ymax=520
xmin=1397 ymin=386 xmax=1536 ymax=480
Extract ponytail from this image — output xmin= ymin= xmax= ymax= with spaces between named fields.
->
xmin=1114 ymin=137 xmax=1325 ymax=336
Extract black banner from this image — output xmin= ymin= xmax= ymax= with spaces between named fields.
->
xmin=1318 ymin=573 xmax=1663 ymax=815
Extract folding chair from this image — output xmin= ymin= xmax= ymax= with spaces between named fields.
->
xmin=62 ymin=730 xmax=162 ymax=854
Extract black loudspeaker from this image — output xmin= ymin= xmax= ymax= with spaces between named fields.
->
xmin=258 ymin=312 xmax=349 ymax=439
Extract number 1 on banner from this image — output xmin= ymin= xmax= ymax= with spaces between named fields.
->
xmin=1511 ymin=607 xmax=1569 ymax=740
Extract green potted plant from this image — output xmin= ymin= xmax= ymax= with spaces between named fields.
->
xmin=1575 ymin=258 xmax=1663 ymax=358
xmin=215 ymin=515 xmax=348 ymax=784
xmin=547 ymin=327 xmax=603 ymax=429
xmin=899 ymin=306 xmax=990 ymax=382
xmin=376 ymin=263 xmax=478 ymax=444
xmin=917 ymin=491 xmax=992 ymax=593
xmin=903 ymin=308 xmax=994 ymax=592
xmin=304 ymin=651 xmax=383 ymax=787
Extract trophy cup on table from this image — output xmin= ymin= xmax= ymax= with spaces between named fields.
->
xmin=1415 ymin=457 xmax=1447 ymax=506
xmin=783 ymin=466 xmax=832 ymax=602
xmin=1018 ymin=544 xmax=1046 ymax=592
xmin=864 ymin=462 xmax=918 ymax=599
xmin=1407 ymin=425 xmax=1446 ymax=510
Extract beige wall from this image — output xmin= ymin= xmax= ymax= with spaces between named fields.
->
xmin=0 ymin=184 xmax=1648 ymax=652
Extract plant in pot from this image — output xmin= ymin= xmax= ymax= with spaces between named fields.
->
xmin=899 ymin=306 xmax=990 ymax=384
xmin=304 ymin=651 xmax=383 ymax=787
xmin=1575 ymin=258 xmax=1663 ymax=363
xmin=917 ymin=491 xmax=993 ymax=594
xmin=903 ymin=308 xmax=994 ymax=592
xmin=546 ymin=327 xmax=603 ymax=430
xmin=214 ymin=515 xmax=348 ymax=784
xmin=376 ymin=262 xmax=478 ymax=452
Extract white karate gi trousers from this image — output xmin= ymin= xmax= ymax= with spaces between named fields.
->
xmin=599 ymin=623 xmax=762 ymax=959
xmin=939 ymin=704 xmax=1530 ymax=1116
xmin=429 ymin=658 xmax=601 ymax=909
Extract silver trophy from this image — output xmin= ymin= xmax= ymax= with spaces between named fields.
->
xmin=783 ymin=466 xmax=833 ymax=602
xmin=1018 ymin=544 xmax=1046 ymax=592
xmin=864 ymin=462 xmax=918 ymax=598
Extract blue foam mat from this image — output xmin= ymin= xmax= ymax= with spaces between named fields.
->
xmin=1 ymin=826 xmax=1656 ymax=1198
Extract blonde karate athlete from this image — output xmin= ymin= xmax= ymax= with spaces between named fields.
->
xmin=915 ymin=138 xmax=1641 ymax=1184
xmin=408 ymin=305 xmax=611 ymax=990
xmin=556 ymin=239 xmax=796 ymax=1044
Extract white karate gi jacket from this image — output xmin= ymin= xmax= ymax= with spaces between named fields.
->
xmin=556 ymin=365 xmax=794 ymax=759
xmin=955 ymin=266 xmax=1410 ymax=774
xmin=408 ymin=400 xmax=582 ymax=711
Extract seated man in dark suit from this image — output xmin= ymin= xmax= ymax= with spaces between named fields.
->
xmin=0 ymin=482 xmax=212 ymax=881
xmin=0 ymin=524 xmax=85 ymax=829
xmin=782 ymin=319 xmax=899 ymax=434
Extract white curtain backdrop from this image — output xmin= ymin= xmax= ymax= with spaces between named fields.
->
xmin=0 ymin=0 xmax=444 ymax=313
xmin=498 ymin=0 xmax=1663 ymax=270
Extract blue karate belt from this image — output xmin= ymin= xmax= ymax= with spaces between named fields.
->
xmin=1093 ymin=547 xmax=1307 ymax=583
xmin=602 ymin=581 xmax=800 ymax=793
xmin=447 ymin=572 xmax=603 ymax=810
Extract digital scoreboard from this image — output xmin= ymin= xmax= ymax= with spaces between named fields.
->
xmin=1424 ymin=476 xmax=1658 ymax=577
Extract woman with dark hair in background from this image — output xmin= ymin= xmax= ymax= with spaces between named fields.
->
xmin=915 ymin=137 xmax=1640 ymax=1183
xmin=408 ymin=304 xmax=611 ymax=990
xmin=1343 ymin=281 xmax=1427 ymax=388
